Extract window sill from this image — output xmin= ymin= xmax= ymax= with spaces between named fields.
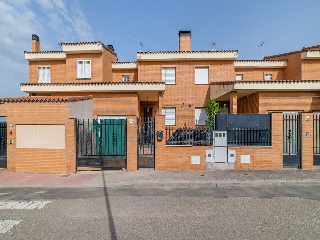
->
xmin=77 ymin=78 xmax=92 ymax=80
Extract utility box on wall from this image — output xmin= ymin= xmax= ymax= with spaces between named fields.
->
xmin=206 ymin=150 xmax=214 ymax=163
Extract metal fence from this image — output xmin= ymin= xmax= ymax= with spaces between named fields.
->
xmin=314 ymin=113 xmax=320 ymax=154
xmin=0 ymin=122 xmax=6 ymax=158
xmin=165 ymin=127 xmax=213 ymax=146
xmin=227 ymin=127 xmax=271 ymax=146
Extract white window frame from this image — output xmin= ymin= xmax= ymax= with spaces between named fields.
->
xmin=195 ymin=67 xmax=209 ymax=84
xmin=264 ymin=73 xmax=272 ymax=81
xmin=77 ymin=60 xmax=91 ymax=79
xmin=195 ymin=108 xmax=208 ymax=126
xmin=38 ymin=66 xmax=50 ymax=83
xmin=162 ymin=67 xmax=176 ymax=84
xmin=162 ymin=108 xmax=176 ymax=125
xmin=236 ymin=74 xmax=243 ymax=81
xmin=122 ymin=75 xmax=130 ymax=82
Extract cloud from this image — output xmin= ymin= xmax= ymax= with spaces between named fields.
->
xmin=0 ymin=0 xmax=94 ymax=97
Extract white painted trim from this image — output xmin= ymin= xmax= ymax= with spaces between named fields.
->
xmin=25 ymin=52 xmax=66 ymax=61
xmin=301 ymin=51 xmax=320 ymax=59
xmin=62 ymin=43 xmax=103 ymax=53
xmin=137 ymin=51 xmax=238 ymax=61
xmin=21 ymin=83 xmax=166 ymax=93
xmin=112 ymin=62 xmax=138 ymax=69
xmin=234 ymin=61 xmax=287 ymax=68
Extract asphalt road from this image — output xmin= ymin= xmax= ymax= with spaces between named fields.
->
xmin=1 ymin=182 xmax=320 ymax=240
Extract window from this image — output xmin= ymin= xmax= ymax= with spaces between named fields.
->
xmin=236 ymin=74 xmax=243 ymax=81
xmin=162 ymin=108 xmax=176 ymax=125
xmin=77 ymin=60 xmax=91 ymax=79
xmin=195 ymin=67 xmax=209 ymax=84
xmin=264 ymin=73 xmax=272 ymax=81
xmin=195 ymin=108 xmax=208 ymax=125
xmin=162 ymin=67 xmax=176 ymax=84
xmin=122 ymin=75 xmax=130 ymax=82
xmin=38 ymin=67 xmax=50 ymax=83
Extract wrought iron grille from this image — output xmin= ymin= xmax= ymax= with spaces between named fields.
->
xmin=165 ymin=127 xmax=213 ymax=146
xmin=0 ymin=122 xmax=7 ymax=158
xmin=314 ymin=113 xmax=320 ymax=154
xmin=283 ymin=112 xmax=300 ymax=155
xmin=227 ymin=128 xmax=271 ymax=146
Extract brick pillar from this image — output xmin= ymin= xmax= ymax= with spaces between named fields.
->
xmin=271 ymin=113 xmax=284 ymax=168
xmin=154 ymin=115 xmax=165 ymax=171
xmin=126 ymin=116 xmax=138 ymax=172
xmin=230 ymin=91 xmax=238 ymax=114
xmin=301 ymin=113 xmax=313 ymax=169
xmin=66 ymin=119 xmax=76 ymax=174
xmin=179 ymin=31 xmax=191 ymax=51
xmin=32 ymin=34 xmax=40 ymax=52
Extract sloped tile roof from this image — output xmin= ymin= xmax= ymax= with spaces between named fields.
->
xmin=265 ymin=44 xmax=320 ymax=59
xmin=20 ymin=82 xmax=164 ymax=87
xmin=0 ymin=96 xmax=93 ymax=104
xmin=211 ymin=80 xmax=320 ymax=85
xmin=138 ymin=50 xmax=238 ymax=54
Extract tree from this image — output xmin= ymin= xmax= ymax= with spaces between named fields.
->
xmin=204 ymin=98 xmax=226 ymax=129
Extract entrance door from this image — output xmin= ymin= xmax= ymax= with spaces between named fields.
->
xmin=100 ymin=119 xmax=126 ymax=168
xmin=138 ymin=117 xmax=155 ymax=168
xmin=0 ymin=121 xmax=7 ymax=168
xmin=283 ymin=112 xmax=301 ymax=167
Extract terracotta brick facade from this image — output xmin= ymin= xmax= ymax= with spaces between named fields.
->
xmin=0 ymin=101 xmax=77 ymax=174
xmin=5 ymin=31 xmax=319 ymax=172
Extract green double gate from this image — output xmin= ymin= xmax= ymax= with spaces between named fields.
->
xmin=76 ymin=119 xmax=126 ymax=168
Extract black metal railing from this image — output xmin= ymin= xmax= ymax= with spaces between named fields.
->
xmin=227 ymin=128 xmax=271 ymax=146
xmin=0 ymin=122 xmax=7 ymax=158
xmin=165 ymin=127 xmax=213 ymax=146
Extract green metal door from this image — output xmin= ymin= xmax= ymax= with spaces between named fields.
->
xmin=100 ymin=119 xmax=126 ymax=167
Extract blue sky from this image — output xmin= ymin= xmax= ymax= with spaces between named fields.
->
xmin=1 ymin=0 xmax=320 ymax=97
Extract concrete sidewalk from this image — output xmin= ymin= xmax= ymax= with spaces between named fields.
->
xmin=0 ymin=168 xmax=320 ymax=188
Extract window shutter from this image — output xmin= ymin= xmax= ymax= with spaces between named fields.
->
xmin=162 ymin=108 xmax=176 ymax=125
xmin=84 ymin=61 xmax=91 ymax=78
xmin=195 ymin=108 xmax=208 ymax=125
xmin=162 ymin=68 xmax=175 ymax=84
xmin=77 ymin=61 xmax=83 ymax=78
xmin=195 ymin=67 xmax=209 ymax=84
xmin=45 ymin=67 xmax=50 ymax=83
xmin=38 ymin=67 xmax=43 ymax=83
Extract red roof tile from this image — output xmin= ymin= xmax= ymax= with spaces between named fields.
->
xmin=0 ymin=96 xmax=93 ymax=104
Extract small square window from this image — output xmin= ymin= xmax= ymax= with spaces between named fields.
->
xmin=162 ymin=67 xmax=176 ymax=84
xmin=38 ymin=66 xmax=50 ymax=83
xmin=77 ymin=60 xmax=91 ymax=79
xmin=195 ymin=67 xmax=209 ymax=84
xmin=122 ymin=75 xmax=130 ymax=82
xmin=195 ymin=108 xmax=208 ymax=125
xmin=236 ymin=74 xmax=243 ymax=81
xmin=162 ymin=108 xmax=176 ymax=125
xmin=264 ymin=73 xmax=272 ymax=81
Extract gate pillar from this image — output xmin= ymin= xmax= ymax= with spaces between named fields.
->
xmin=301 ymin=113 xmax=313 ymax=169
xmin=126 ymin=116 xmax=138 ymax=172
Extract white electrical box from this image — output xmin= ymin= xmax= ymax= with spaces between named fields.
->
xmin=191 ymin=156 xmax=201 ymax=165
xmin=240 ymin=155 xmax=250 ymax=163
xmin=228 ymin=149 xmax=236 ymax=163
xmin=206 ymin=150 xmax=214 ymax=163
xmin=213 ymin=131 xmax=227 ymax=147
xmin=214 ymin=147 xmax=227 ymax=163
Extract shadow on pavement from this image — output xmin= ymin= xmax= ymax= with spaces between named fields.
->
xmin=102 ymin=171 xmax=118 ymax=239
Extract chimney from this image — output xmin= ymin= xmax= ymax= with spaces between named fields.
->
xmin=178 ymin=30 xmax=191 ymax=51
xmin=107 ymin=44 xmax=114 ymax=52
xmin=32 ymin=34 xmax=40 ymax=52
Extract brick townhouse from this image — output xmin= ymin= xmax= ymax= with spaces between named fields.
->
xmin=1 ymin=30 xmax=320 ymax=173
